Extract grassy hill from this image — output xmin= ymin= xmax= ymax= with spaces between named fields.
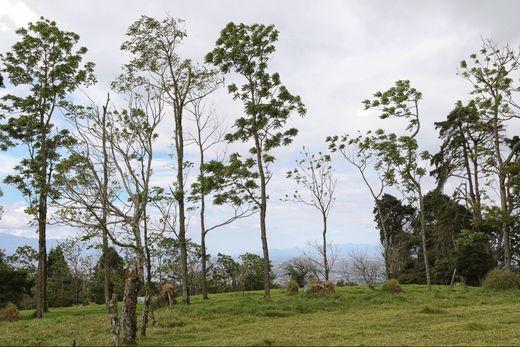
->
xmin=1 ymin=285 xmax=520 ymax=346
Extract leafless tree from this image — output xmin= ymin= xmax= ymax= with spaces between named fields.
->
xmin=349 ymin=251 xmax=384 ymax=289
xmin=303 ymin=240 xmax=339 ymax=282
xmin=186 ymin=99 xmax=256 ymax=299
xmin=286 ymin=148 xmax=337 ymax=280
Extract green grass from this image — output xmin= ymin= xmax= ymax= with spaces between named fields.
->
xmin=1 ymin=285 xmax=520 ymax=345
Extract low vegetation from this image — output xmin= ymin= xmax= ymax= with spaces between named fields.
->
xmin=2 ymin=285 xmax=520 ymax=346
xmin=483 ymin=270 xmax=520 ymax=290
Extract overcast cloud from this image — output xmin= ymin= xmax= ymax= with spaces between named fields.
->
xmin=1 ymin=0 xmax=520 ymax=254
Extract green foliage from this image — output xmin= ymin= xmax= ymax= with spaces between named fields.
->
xmin=286 ymin=280 xmax=299 ymax=295
xmin=90 ymin=247 xmax=125 ymax=304
xmin=0 ymin=252 xmax=33 ymax=308
xmin=483 ymin=269 xmax=520 ymax=290
xmin=382 ymin=279 xmax=402 ymax=293
xmin=239 ymin=253 xmax=274 ymax=291
xmin=197 ymin=153 xmax=260 ymax=208
xmin=47 ymin=246 xmax=75 ymax=307
xmin=0 ymin=17 xmax=95 ymax=212
xmin=208 ymin=253 xmax=241 ymax=293
xmin=456 ymin=230 xmax=494 ymax=286
xmin=206 ymin=21 xmax=305 ymax=182
xmin=0 ymin=303 xmax=19 ymax=322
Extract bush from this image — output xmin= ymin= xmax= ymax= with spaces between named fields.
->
xmin=0 ymin=303 xmax=19 ymax=322
xmin=382 ymin=279 xmax=402 ymax=293
xmin=158 ymin=283 xmax=177 ymax=307
xmin=483 ymin=269 xmax=520 ymax=290
xmin=322 ymin=281 xmax=336 ymax=295
xmin=303 ymin=279 xmax=335 ymax=296
xmin=286 ymin=280 xmax=299 ymax=295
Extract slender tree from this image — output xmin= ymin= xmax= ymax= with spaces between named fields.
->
xmin=187 ymin=99 xmax=256 ymax=299
xmin=55 ymin=95 xmax=114 ymax=310
xmin=206 ymin=23 xmax=306 ymax=298
xmin=327 ymin=132 xmax=394 ymax=278
xmin=0 ymin=18 xmax=95 ymax=317
xmin=285 ymin=147 xmax=337 ymax=281
xmin=119 ymin=16 xmax=219 ymax=305
xmin=364 ymin=80 xmax=432 ymax=291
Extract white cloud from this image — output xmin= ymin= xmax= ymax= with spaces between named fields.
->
xmin=0 ymin=0 xmax=38 ymax=32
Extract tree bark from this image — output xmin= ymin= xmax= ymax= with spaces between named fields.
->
xmin=121 ymin=273 xmax=139 ymax=345
xmin=35 ymin=115 xmax=49 ymax=318
xmin=109 ymin=293 xmax=120 ymax=347
xmin=175 ymin=103 xmax=190 ymax=305
xmin=102 ymin=98 xmax=112 ymax=310
xmin=418 ymin=189 xmax=432 ymax=291
xmin=199 ymin=144 xmax=209 ymax=300
xmin=255 ymin=136 xmax=271 ymax=299
xmin=322 ymin=212 xmax=329 ymax=281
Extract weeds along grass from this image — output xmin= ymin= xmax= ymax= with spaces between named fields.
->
xmin=1 ymin=285 xmax=520 ymax=346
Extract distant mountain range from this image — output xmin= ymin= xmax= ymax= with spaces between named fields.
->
xmin=0 ymin=233 xmax=62 ymax=254
xmin=0 ymin=232 xmax=380 ymax=261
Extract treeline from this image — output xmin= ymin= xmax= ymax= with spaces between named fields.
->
xmin=0 ymin=14 xmax=519 ymax=344
xmin=1 ymin=240 xmax=273 ymax=309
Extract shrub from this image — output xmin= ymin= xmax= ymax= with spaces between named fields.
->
xmin=286 ymin=280 xmax=299 ymax=295
xmin=322 ymin=281 xmax=336 ymax=295
xmin=303 ymin=279 xmax=335 ymax=296
xmin=382 ymin=279 xmax=402 ymax=293
xmin=158 ymin=283 xmax=177 ymax=307
xmin=0 ymin=303 xmax=19 ymax=322
xmin=483 ymin=269 xmax=520 ymax=290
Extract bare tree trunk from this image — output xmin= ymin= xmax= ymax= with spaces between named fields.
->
xmin=199 ymin=146 xmax=209 ymax=300
xmin=35 ymin=219 xmax=46 ymax=318
xmin=109 ymin=293 xmax=120 ymax=347
xmin=141 ymin=212 xmax=152 ymax=337
xmin=122 ymin=273 xmax=139 ymax=345
xmin=375 ymin=203 xmax=391 ymax=279
xmin=36 ymin=126 xmax=49 ymax=318
xmin=140 ymin=291 xmax=150 ymax=338
xmin=418 ymin=189 xmax=432 ymax=292
xmin=259 ymin=164 xmax=271 ymax=298
xmin=102 ymin=97 xmax=112 ymax=310
xmin=201 ymin=232 xmax=209 ymax=300
xmin=322 ymin=212 xmax=329 ymax=281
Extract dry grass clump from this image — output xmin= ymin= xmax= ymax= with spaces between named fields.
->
xmin=0 ymin=303 xmax=19 ymax=322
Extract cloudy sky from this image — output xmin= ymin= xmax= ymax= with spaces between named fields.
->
xmin=1 ymin=0 xmax=519 ymax=254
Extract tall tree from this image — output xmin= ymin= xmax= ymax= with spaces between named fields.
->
xmin=0 ymin=18 xmax=95 ymax=317
xmin=55 ymin=95 xmax=114 ymax=310
xmin=285 ymin=148 xmax=337 ymax=281
xmin=432 ymin=100 xmax=492 ymax=227
xmin=364 ymin=80 xmax=433 ymax=291
xmin=458 ymin=40 xmax=520 ymax=270
xmin=206 ymin=23 xmax=306 ymax=298
xmin=119 ymin=16 xmax=219 ymax=305
xmin=186 ymin=100 xmax=256 ymax=299
xmin=327 ymin=132 xmax=393 ymax=278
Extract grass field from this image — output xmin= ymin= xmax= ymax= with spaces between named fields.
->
xmin=1 ymin=285 xmax=520 ymax=346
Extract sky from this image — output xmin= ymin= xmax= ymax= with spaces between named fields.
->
xmin=1 ymin=0 xmax=520 ymax=255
